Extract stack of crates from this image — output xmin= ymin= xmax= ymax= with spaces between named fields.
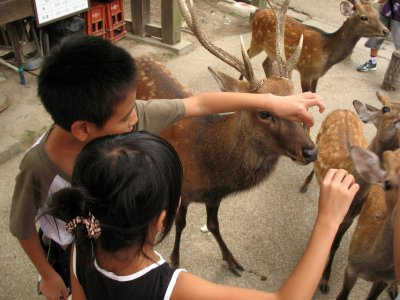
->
xmin=83 ymin=2 xmax=107 ymax=39
xmin=84 ymin=0 xmax=126 ymax=42
xmin=105 ymin=0 xmax=126 ymax=42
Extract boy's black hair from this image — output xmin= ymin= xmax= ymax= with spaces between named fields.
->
xmin=47 ymin=131 xmax=182 ymax=262
xmin=38 ymin=35 xmax=138 ymax=131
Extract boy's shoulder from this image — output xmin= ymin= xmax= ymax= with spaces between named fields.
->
xmin=18 ymin=127 xmax=65 ymax=182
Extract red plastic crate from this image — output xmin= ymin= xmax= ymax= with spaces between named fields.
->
xmin=106 ymin=22 xmax=126 ymax=42
xmin=84 ymin=2 xmax=107 ymax=38
xmin=104 ymin=0 xmax=126 ymax=42
xmin=105 ymin=0 xmax=125 ymax=29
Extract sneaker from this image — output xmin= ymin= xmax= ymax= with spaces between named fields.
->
xmin=356 ymin=60 xmax=377 ymax=72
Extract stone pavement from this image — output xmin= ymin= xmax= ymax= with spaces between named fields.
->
xmin=0 ymin=1 xmax=399 ymax=299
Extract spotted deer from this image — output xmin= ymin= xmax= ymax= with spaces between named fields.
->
xmin=135 ymin=56 xmax=192 ymax=100
xmin=336 ymin=142 xmax=400 ymax=300
xmin=135 ymin=0 xmax=318 ymax=275
xmin=299 ymin=92 xmax=400 ymax=294
xmin=246 ymin=0 xmax=388 ymax=92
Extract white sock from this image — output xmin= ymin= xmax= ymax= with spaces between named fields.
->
xmin=370 ymin=56 xmax=377 ymax=64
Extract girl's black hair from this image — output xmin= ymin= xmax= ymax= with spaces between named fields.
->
xmin=47 ymin=131 xmax=182 ymax=262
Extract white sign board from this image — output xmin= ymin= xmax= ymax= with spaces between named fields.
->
xmin=33 ymin=0 xmax=89 ymax=27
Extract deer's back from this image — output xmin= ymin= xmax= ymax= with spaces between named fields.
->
xmin=314 ymin=110 xmax=368 ymax=184
xmin=251 ymin=9 xmax=326 ymax=77
xmin=135 ymin=56 xmax=192 ymax=100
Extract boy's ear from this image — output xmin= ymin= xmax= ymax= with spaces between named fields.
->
xmin=155 ymin=210 xmax=167 ymax=233
xmin=70 ymin=121 xmax=92 ymax=142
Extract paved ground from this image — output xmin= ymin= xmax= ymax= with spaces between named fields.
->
xmin=0 ymin=0 xmax=399 ymax=299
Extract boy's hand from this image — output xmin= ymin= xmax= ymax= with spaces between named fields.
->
xmin=317 ymin=169 xmax=359 ymax=228
xmin=270 ymin=92 xmax=325 ymax=127
xmin=39 ymin=272 xmax=69 ymax=300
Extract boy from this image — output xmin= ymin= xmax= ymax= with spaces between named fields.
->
xmin=9 ymin=35 xmax=324 ymax=300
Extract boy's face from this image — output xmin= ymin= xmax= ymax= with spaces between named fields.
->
xmin=91 ymin=90 xmax=138 ymax=139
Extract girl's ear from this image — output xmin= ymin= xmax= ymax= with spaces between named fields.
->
xmin=155 ymin=210 xmax=167 ymax=233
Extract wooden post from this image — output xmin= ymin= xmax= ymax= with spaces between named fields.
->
xmin=131 ymin=0 xmax=150 ymax=36
xmin=161 ymin=0 xmax=181 ymax=45
xmin=382 ymin=50 xmax=400 ymax=91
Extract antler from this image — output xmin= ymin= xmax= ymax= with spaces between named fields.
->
xmin=266 ymin=0 xmax=303 ymax=79
xmin=177 ymin=0 xmax=264 ymax=92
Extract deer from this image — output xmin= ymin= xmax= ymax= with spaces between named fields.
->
xmin=336 ymin=142 xmax=400 ymax=300
xmin=299 ymin=92 xmax=400 ymax=294
xmin=131 ymin=0 xmax=318 ymax=276
xmin=245 ymin=0 xmax=389 ymax=92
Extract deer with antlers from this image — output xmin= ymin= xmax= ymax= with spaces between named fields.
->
xmin=246 ymin=0 xmax=388 ymax=92
xmin=335 ymin=140 xmax=400 ymax=300
xmin=152 ymin=0 xmax=321 ymax=275
xmin=299 ymin=92 xmax=400 ymax=294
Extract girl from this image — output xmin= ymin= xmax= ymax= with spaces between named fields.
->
xmin=46 ymin=131 xmax=359 ymax=300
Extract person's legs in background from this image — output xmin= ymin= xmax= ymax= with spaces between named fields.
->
xmin=357 ymin=14 xmax=389 ymax=72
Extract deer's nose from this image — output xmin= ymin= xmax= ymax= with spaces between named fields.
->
xmin=302 ymin=148 xmax=318 ymax=163
xmin=383 ymin=28 xmax=390 ymax=37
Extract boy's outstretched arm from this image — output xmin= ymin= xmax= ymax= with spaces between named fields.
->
xmin=183 ymin=91 xmax=325 ymax=127
xmin=276 ymin=169 xmax=359 ymax=299
xmin=19 ymin=230 xmax=69 ymax=300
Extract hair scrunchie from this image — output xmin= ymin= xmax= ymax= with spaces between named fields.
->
xmin=66 ymin=212 xmax=101 ymax=239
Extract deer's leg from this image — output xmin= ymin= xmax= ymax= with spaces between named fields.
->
xmin=319 ymin=216 xmax=356 ymax=294
xmin=262 ymin=57 xmax=275 ymax=78
xmin=301 ymin=76 xmax=312 ymax=92
xmin=366 ymin=281 xmax=388 ymax=300
xmin=206 ymin=201 xmax=244 ymax=276
xmin=310 ymin=79 xmax=319 ymax=93
xmin=387 ymin=282 xmax=398 ymax=300
xmin=170 ymin=202 xmax=188 ymax=268
xmin=336 ymin=266 xmax=358 ymax=300
xmin=299 ymin=169 xmax=314 ymax=193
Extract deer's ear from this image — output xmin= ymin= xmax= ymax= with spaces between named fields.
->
xmin=340 ymin=1 xmax=355 ymax=16
xmin=353 ymin=100 xmax=380 ymax=125
xmin=350 ymin=146 xmax=386 ymax=186
xmin=208 ymin=67 xmax=240 ymax=92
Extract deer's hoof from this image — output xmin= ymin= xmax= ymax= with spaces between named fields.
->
xmin=229 ymin=265 xmax=243 ymax=277
xmin=226 ymin=259 xmax=244 ymax=276
xmin=299 ymin=185 xmax=308 ymax=193
xmin=388 ymin=287 xmax=398 ymax=300
xmin=319 ymin=280 xmax=330 ymax=294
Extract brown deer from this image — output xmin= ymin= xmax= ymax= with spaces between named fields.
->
xmin=299 ymin=92 xmax=400 ymax=294
xmin=135 ymin=56 xmax=192 ymax=100
xmin=246 ymin=0 xmax=389 ymax=92
xmin=336 ymin=143 xmax=400 ymax=300
xmin=135 ymin=0 xmax=317 ymax=276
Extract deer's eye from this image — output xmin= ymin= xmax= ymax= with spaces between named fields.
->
xmin=384 ymin=179 xmax=392 ymax=191
xmin=382 ymin=106 xmax=391 ymax=113
xmin=360 ymin=15 xmax=368 ymax=21
xmin=258 ymin=111 xmax=273 ymax=120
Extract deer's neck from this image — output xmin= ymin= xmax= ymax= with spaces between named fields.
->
xmin=199 ymin=113 xmax=280 ymax=191
xmin=323 ymin=19 xmax=361 ymax=68
xmin=365 ymin=210 xmax=395 ymax=273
